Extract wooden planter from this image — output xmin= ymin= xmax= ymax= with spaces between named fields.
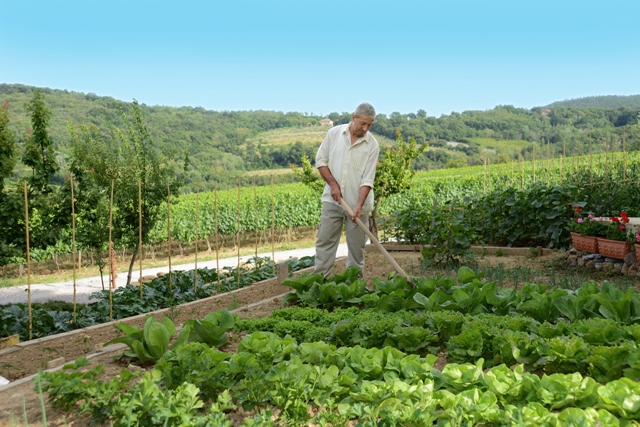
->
xmin=635 ymin=244 xmax=640 ymax=263
xmin=597 ymin=238 xmax=632 ymax=260
xmin=570 ymin=232 xmax=598 ymax=253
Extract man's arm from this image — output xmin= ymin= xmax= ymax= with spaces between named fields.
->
xmin=317 ymin=166 xmax=341 ymax=202
xmin=350 ymin=185 xmax=371 ymax=222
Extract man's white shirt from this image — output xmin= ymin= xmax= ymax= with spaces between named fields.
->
xmin=315 ymin=123 xmax=379 ymax=214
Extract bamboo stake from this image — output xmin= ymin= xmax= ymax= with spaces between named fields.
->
xmin=532 ymin=143 xmax=536 ymax=183
xmin=167 ymin=182 xmax=172 ymax=292
xmin=623 ymin=128 xmax=627 ymax=181
xmin=589 ymin=134 xmax=593 ymax=186
xmin=547 ymin=139 xmax=551 ymax=185
xmin=23 ymin=181 xmax=32 ymax=340
xmin=71 ymin=176 xmax=77 ymax=323
xmin=237 ymin=177 xmax=241 ymax=288
xmin=519 ymin=152 xmax=523 ymax=190
xmin=108 ymin=179 xmax=114 ymax=320
xmin=581 ymin=137 xmax=584 ymax=173
xmin=483 ymin=158 xmax=486 ymax=194
xmin=487 ymin=158 xmax=491 ymax=191
xmin=138 ymin=179 xmax=143 ymax=298
xmin=271 ymin=176 xmax=276 ymax=274
xmin=605 ymin=132 xmax=609 ymax=188
xmin=253 ymin=177 xmax=258 ymax=264
xmin=215 ymin=182 xmax=221 ymax=293
xmin=194 ymin=182 xmax=199 ymax=293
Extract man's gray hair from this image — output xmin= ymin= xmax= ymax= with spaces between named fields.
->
xmin=354 ymin=102 xmax=376 ymax=119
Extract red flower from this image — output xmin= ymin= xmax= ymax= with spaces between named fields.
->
xmin=611 ymin=217 xmax=620 ymax=223
xmin=573 ymin=206 xmax=583 ymax=213
xmin=620 ymin=212 xmax=628 ymax=217
xmin=622 ymin=217 xmax=630 ymax=223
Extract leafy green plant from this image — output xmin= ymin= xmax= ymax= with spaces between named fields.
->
xmin=106 ymin=315 xmax=177 ymax=364
xmin=420 ymin=200 xmax=475 ymax=267
xmin=177 ymin=309 xmax=235 ymax=348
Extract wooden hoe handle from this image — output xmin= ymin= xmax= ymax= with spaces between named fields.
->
xmin=339 ymin=198 xmax=414 ymax=287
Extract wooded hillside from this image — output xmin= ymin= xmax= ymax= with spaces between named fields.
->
xmin=1 ymin=83 xmax=639 ymax=191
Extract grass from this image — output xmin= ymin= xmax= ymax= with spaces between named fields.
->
xmin=246 ymin=126 xmax=329 ymax=146
xmin=243 ymin=168 xmax=295 ymax=177
xmin=0 ymin=228 xmax=341 ymax=289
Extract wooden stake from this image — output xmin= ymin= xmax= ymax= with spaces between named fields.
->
xmin=237 ymin=177 xmax=241 ymax=288
xmin=167 ymin=182 xmax=172 ymax=292
xmin=194 ymin=182 xmax=199 ymax=293
xmin=23 ymin=181 xmax=32 ymax=340
xmin=547 ymin=139 xmax=550 ymax=185
xmin=605 ymin=132 xmax=609 ymax=188
xmin=138 ymin=179 xmax=143 ymax=298
xmin=589 ymin=134 xmax=593 ymax=186
xmin=271 ymin=176 xmax=275 ymax=274
xmin=623 ymin=128 xmax=627 ymax=181
xmin=533 ymin=143 xmax=536 ymax=183
xmin=215 ymin=182 xmax=221 ymax=292
xmin=108 ymin=179 xmax=114 ymax=320
xmin=71 ymin=176 xmax=77 ymax=323
xmin=483 ymin=158 xmax=487 ymax=194
xmin=519 ymin=152 xmax=523 ymax=190
xmin=253 ymin=177 xmax=258 ymax=263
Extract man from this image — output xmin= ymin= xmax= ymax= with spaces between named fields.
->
xmin=314 ymin=102 xmax=379 ymax=277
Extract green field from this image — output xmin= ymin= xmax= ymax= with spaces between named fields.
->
xmin=245 ymin=126 xmax=396 ymax=148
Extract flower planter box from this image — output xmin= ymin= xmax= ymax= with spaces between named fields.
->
xmin=570 ymin=233 xmax=598 ymax=253
xmin=597 ymin=238 xmax=632 ymax=260
xmin=636 ymin=244 xmax=640 ymax=264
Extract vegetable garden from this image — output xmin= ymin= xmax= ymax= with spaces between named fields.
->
xmin=14 ymin=265 xmax=640 ymax=426
xmin=4 ymin=117 xmax=640 ymax=425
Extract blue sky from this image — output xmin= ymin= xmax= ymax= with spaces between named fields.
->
xmin=2 ymin=0 xmax=639 ymax=117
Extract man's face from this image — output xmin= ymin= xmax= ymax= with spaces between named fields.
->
xmin=351 ymin=115 xmax=374 ymax=138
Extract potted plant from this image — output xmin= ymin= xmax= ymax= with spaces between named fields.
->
xmin=597 ymin=212 xmax=633 ymax=259
xmin=568 ymin=206 xmax=606 ymax=253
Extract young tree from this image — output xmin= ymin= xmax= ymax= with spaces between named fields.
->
xmin=290 ymin=154 xmax=324 ymax=194
xmin=369 ymin=130 xmax=426 ymax=236
xmin=70 ymin=101 xmax=185 ymax=285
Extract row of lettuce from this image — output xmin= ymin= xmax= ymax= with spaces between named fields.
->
xmin=0 ymin=256 xmax=314 ymax=341
xmin=33 ymin=267 xmax=640 ymax=425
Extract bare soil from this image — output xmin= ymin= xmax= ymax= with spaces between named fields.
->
xmin=0 ymin=250 xmax=561 ymax=426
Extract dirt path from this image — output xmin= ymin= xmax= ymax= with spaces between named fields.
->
xmin=0 ymin=245 xmax=347 ymax=305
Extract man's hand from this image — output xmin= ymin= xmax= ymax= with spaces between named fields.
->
xmin=350 ymin=204 xmax=362 ymax=222
xmin=330 ymin=183 xmax=342 ymax=202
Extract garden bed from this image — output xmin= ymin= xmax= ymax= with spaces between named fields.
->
xmin=0 ymin=262 xmax=312 ymax=382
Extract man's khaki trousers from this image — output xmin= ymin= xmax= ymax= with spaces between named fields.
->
xmin=313 ymin=202 xmax=369 ymax=278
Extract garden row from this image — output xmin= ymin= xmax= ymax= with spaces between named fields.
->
xmin=0 ymin=256 xmax=314 ymax=341
xmin=283 ymin=267 xmax=640 ymax=324
xmin=237 ymin=306 xmax=640 ymax=383
xmin=36 ymin=322 xmax=640 ymax=426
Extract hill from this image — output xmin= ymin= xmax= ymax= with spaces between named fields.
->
xmin=2 ymin=83 xmax=639 ymax=190
xmin=545 ymin=95 xmax=640 ymax=109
